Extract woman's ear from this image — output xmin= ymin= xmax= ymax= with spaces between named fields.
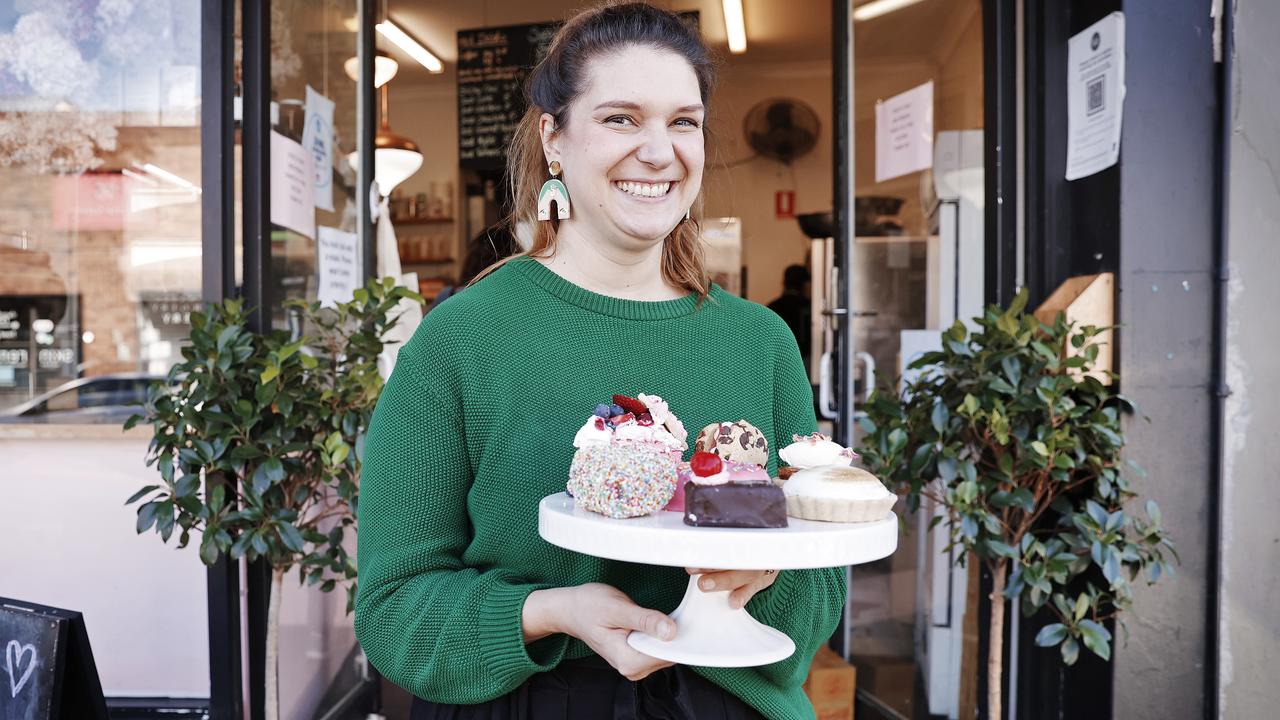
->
xmin=539 ymin=112 xmax=560 ymax=166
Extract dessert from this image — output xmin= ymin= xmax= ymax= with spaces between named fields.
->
xmin=781 ymin=465 xmax=896 ymax=523
xmin=567 ymin=393 xmax=687 ymax=519
xmin=683 ymin=451 xmax=788 ymax=528
xmin=777 ymin=432 xmax=859 ymax=480
xmin=694 ymin=420 xmax=770 ymax=467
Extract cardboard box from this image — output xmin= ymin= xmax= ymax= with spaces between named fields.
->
xmin=804 ymin=645 xmax=856 ymax=716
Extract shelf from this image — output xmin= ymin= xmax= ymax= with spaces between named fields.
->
xmin=402 ymin=257 xmax=456 ymax=265
xmin=392 ymin=216 xmax=455 ymax=225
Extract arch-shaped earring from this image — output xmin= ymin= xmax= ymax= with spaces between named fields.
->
xmin=538 ymin=161 xmax=570 ymax=221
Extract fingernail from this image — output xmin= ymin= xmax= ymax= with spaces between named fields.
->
xmin=662 ymin=622 xmax=676 ymax=640
xmin=700 ymin=578 xmax=715 ymax=591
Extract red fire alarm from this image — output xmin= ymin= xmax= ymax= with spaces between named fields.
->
xmin=775 ymin=190 xmax=795 ymax=219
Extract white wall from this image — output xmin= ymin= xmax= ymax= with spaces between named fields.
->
xmin=1220 ymin=0 xmax=1280 ymax=715
xmin=0 ymin=432 xmax=209 ymax=697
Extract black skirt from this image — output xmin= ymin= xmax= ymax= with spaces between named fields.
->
xmin=409 ymin=655 xmax=766 ymax=720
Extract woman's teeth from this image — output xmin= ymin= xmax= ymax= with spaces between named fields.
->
xmin=614 ymin=181 xmax=671 ymax=198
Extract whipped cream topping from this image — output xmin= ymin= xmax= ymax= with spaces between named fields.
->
xmin=782 ymin=466 xmax=892 ymax=501
xmin=572 ymin=393 xmax=688 ymax=452
xmin=779 ymin=432 xmax=858 ymax=469
xmin=638 ymin=393 xmax=688 ymax=450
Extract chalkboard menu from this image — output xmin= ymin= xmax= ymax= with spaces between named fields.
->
xmin=0 ymin=598 xmax=106 ymax=720
xmin=457 ymin=21 xmax=562 ymax=171
xmin=456 ymin=13 xmax=699 ymax=172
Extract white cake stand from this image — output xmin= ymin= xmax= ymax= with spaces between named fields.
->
xmin=538 ymin=492 xmax=898 ymax=667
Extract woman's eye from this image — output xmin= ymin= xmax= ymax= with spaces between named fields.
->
xmin=605 ymin=115 xmax=635 ymax=126
xmin=674 ymin=117 xmax=701 ymax=128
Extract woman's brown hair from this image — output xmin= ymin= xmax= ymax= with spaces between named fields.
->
xmin=473 ymin=2 xmax=717 ymax=298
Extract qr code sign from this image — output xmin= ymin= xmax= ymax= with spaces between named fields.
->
xmin=1087 ymin=76 xmax=1105 ymax=116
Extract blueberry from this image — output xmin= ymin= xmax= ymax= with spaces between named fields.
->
xmin=609 ymin=403 xmax=624 ymax=416
xmin=593 ymin=403 xmax=612 ymax=418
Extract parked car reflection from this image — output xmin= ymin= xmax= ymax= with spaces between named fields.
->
xmin=0 ymin=373 xmax=166 ymax=424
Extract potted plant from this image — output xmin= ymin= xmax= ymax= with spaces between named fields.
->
xmin=858 ymin=291 xmax=1176 ymax=720
xmin=125 ymin=278 xmax=423 ymax=719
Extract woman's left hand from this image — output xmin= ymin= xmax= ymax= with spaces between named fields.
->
xmin=686 ymin=567 xmax=779 ymax=609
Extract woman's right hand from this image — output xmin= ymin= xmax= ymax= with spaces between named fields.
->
xmin=523 ymin=583 xmax=677 ymax=681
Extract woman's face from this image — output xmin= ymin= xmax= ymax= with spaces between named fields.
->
xmin=541 ymin=45 xmax=705 ymax=249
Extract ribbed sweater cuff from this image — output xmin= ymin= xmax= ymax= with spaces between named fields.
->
xmin=748 ymin=569 xmax=805 ymax=626
xmin=476 ymin=581 xmax=570 ymax=683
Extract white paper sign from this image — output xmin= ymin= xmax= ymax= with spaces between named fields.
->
xmin=303 ymin=85 xmax=336 ymax=211
xmin=876 ymin=81 xmax=934 ymax=183
xmin=270 ymin=131 xmax=316 ymax=239
xmin=1065 ymin=12 xmax=1125 ymax=181
xmin=316 ymin=226 xmax=359 ymax=307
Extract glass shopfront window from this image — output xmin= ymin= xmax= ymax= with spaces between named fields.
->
xmin=0 ymin=0 xmax=211 ymax=700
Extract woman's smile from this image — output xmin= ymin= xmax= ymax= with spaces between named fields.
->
xmin=612 ymin=180 xmax=677 ymax=200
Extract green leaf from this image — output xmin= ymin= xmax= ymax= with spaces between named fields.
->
xmin=1035 ymin=623 xmax=1068 ymax=647
xmin=136 ymin=501 xmax=160 ymax=534
xmin=260 ymin=365 xmax=280 ymax=384
xmin=887 ymin=428 xmax=908 ymax=455
xmin=125 ymin=485 xmax=159 ymax=505
xmin=278 ymin=522 xmax=306 ymax=552
xmin=1146 ymin=499 xmax=1162 ymax=526
xmin=962 ymin=394 xmax=979 ymax=416
xmin=1001 ymin=355 xmax=1022 ymax=388
xmin=1011 ymin=488 xmax=1036 ymax=513
xmin=1029 ymin=440 xmax=1049 ymax=456
xmin=1061 ymin=637 xmax=1080 ymax=665
xmin=216 ymin=325 xmax=239 ymax=352
xmin=989 ymin=377 xmax=1017 ymax=395
xmin=199 ymin=534 xmax=220 ymax=565
xmin=986 ymin=540 xmax=1018 ymax=558
xmin=1078 ymin=619 xmax=1112 ymax=660
xmin=1074 ymin=593 xmax=1089 ymax=621
xmin=931 ymin=402 xmax=949 ymax=435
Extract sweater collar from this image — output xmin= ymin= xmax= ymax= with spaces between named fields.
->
xmin=508 ymin=255 xmax=711 ymax=321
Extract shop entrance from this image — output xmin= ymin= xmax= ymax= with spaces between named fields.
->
xmin=367 ymin=0 xmax=987 ymax=717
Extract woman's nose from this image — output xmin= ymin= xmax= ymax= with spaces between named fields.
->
xmin=634 ymin=124 xmax=676 ymax=168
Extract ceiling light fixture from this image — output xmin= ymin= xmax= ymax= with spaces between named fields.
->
xmin=853 ymin=0 xmax=929 ymax=22
xmin=344 ymin=50 xmax=399 ymax=88
xmin=722 ymin=0 xmax=747 ymax=54
xmin=376 ymin=21 xmax=444 ymax=73
xmin=346 ymin=84 xmax=422 ymax=198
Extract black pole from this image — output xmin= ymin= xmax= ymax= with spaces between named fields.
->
xmin=200 ymin=1 xmax=242 ymax=718
xmin=1206 ymin=1 xmax=1233 ymax=717
xmin=241 ymin=1 xmax=271 ymax=718
xmin=984 ymin=0 xmax=1019 ymax=308
xmin=359 ymin=0 xmax=376 ymax=279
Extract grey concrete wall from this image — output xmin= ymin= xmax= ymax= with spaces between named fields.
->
xmin=1219 ymin=0 xmax=1280 ymax=716
xmin=1112 ymin=1 xmax=1218 ymax=717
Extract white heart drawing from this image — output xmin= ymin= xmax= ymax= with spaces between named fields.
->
xmin=5 ymin=639 xmax=37 ymax=698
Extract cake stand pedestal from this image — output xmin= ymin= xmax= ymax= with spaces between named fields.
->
xmin=538 ymin=492 xmax=898 ymax=667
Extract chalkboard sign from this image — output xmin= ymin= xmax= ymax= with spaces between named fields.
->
xmin=456 ymin=12 xmax=699 ymax=172
xmin=0 ymin=598 xmax=106 ymax=720
xmin=456 ymin=21 xmax=562 ymax=171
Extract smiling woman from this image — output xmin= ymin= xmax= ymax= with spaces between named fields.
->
xmin=353 ymin=5 xmax=846 ymax=720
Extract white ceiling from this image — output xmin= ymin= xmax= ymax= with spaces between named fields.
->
xmin=376 ymin=0 xmax=977 ymax=86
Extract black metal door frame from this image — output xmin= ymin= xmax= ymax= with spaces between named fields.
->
xmin=200 ymin=1 xmax=377 ymax=716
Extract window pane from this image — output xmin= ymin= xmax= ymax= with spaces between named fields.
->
xmin=0 ymin=0 xmax=210 ymax=700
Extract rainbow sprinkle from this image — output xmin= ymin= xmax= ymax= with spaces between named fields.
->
xmin=568 ymin=444 xmax=677 ymax=518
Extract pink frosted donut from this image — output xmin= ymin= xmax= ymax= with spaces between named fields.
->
xmin=568 ymin=444 xmax=677 ymax=519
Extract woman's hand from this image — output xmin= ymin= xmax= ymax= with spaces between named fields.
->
xmin=523 ymin=583 xmax=677 ymax=681
xmin=686 ymin=567 xmax=779 ymax=609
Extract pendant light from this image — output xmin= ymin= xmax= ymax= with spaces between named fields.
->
xmin=346 ymin=82 xmax=422 ymax=198
xmin=343 ymin=50 xmax=399 ymax=88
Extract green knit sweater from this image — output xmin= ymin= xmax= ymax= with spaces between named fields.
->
xmin=355 ymin=256 xmax=845 ymax=719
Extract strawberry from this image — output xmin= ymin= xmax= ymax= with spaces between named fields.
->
xmin=610 ymin=412 xmax=636 ymax=426
xmin=612 ymin=394 xmax=649 ymax=416
xmin=690 ymin=451 xmax=724 ymax=477
xmin=636 ymin=412 xmax=654 ymax=426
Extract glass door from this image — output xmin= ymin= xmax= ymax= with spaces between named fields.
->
xmin=838 ymin=1 xmax=989 ymax=718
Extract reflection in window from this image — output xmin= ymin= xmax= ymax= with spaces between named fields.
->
xmin=0 ymin=0 xmax=202 ymax=422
